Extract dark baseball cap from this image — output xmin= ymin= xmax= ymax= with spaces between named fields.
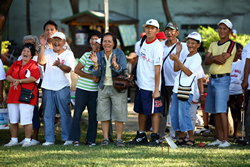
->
xmin=164 ymin=22 xmax=179 ymax=31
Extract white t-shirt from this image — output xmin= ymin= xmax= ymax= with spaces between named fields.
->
xmin=192 ymin=66 xmax=205 ymax=103
xmin=242 ymin=41 xmax=250 ymax=90
xmin=229 ymin=60 xmax=244 ymax=95
xmin=41 ymin=49 xmax=75 ymax=91
xmin=136 ymin=38 xmax=164 ymax=91
xmin=173 ymin=53 xmax=202 ymax=94
xmin=161 ymin=39 xmax=189 ymax=86
xmin=134 ymin=41 xmax=140 ymax=53
xmin=0 ymin=59 xmax=6 ymax=80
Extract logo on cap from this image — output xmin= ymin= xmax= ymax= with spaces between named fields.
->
xmin=149 ymin=21 xmax=152 ymax=23
xmin=190 ymin=33 xmax=197 ymax=36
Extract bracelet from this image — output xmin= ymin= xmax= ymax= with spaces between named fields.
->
xmin=58 ymin=64 xmax=61 ymax=68
xmin=200 ymin=93 xmax=204 ymax=95
xmin=94 ymin=64 xmax=98 ymax=68
xmin=114 ymin=64 xmax=118 ymax=68
xmin=20 ymin=79 xmax=22 ymax=84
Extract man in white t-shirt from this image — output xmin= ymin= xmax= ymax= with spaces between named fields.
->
xmin=0 ymin=59 xmax=6 ymax=103
xmin=38 ymin=32 xmax=75 ymax=146
xmin=159 ymin=22 xmax=189 ymax=140
xmin=241 ymin=41 xmax=250 ymax=145
xmin=129 ymin=19 xmax=163 ymax=146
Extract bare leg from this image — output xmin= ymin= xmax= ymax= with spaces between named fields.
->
xmin=139 ymin=114 xmax=147 ymax=132
xmin=33 ymin=129 xmax=39 ymax=140
xmin=115 ymin=121 xmax=124 ymax=139
xmin=151 ymin=113 xmax=160 ymax=133
xmin=220 ymin=113 xmax=229 ymax=142
xmin=24 ymin=124 xmax=33 ymax=138
xmin=187 ymin=130 xmax=194 ymax=141
xmin=101 ymin=120 xmax=110 ymax=139
xmin=9 ymin=123 xmax=19 ymax=138
xmin=214 ymin=113 xmax=223 ymax=141
xmin=202 ymin=109 xmax=209 ymax=126
xmin=178 ymin=131 xmax=186 ymax=142
xmin=233 ymin=122 xmax=240 ymax=138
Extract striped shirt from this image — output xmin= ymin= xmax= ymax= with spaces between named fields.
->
xmin=76 ymin=52 xmax=98 ymax=91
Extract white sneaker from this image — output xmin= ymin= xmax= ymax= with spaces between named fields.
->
xmin=207 ymin=139 xmax=223 ymax=146
xmin=18 ymin=139 xmax=25 ymax=145
xmin=195 ymin=128 xmax=211 ymax=134
xmin=22 ymin=141 xmax=32 ymax=147
xmin=42 ymin=142 xmax=54 ymax=146
xmin=4 ymin=140 xmax=19 ymax=147
xmin=218 ymin=140 xmax=231 ymax=148
xmin=30 ymin=139 xmax=40 ymax=146
xmin=64 ymin=140 xmax=73 ymax=146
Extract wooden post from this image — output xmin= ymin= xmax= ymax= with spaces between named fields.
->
xmin=104 ymin=0 xmax=109 ymax=33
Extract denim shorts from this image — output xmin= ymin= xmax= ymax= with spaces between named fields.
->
xmin=205 ymin=75 xmax=230 ymax=114
xmin=170 ymin=93 xmax=193 ymax=132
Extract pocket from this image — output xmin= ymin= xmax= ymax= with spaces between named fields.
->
xmin=122 ymin=98 xmax=128 ymax=113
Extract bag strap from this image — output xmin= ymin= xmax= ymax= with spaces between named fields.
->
xmin=161 ymin=44 xmax=177 ymax=85
xmin=140 ymin=35 xmax=147 ymax=48
xmin=18 ymin=66 xmax=36 ymax=92
xmin=178 ymin=59 xmax=196 ymax=87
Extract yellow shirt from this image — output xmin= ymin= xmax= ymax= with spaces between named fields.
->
xmin=208 ymin=40 xmax=236 ymax=74
xmin=103 ymin=53 xmax=113 ymax=85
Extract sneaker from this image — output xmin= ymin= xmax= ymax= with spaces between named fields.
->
xmin=42 ymin=142 xmax=54 ymax=146
xmin=84 ymin=140 xmax=96 ymax=147
xmin=207 ymin=139 xmax=223 ymax=146
xmin=195 ymin=128 xmax=211 ymax=134
xmin=22 ymin=140 xmax=32 ymax=147
xmin=73 ymin=141 xmax=80 ymax=146
xmin=4 ymin=140 xmax=19 ymax=147
xmin=218 ymin=140 xmax=231 ymax=148
xmin=128 ymin=131 xmax=148 ymax=145
xmin=149 ymin=133 xmax=160 ymax=146
xmin=64 ymin=140 xmax=73 ymax=145
xmin=18 ymin=139 xmax=25 ymax=145
xmin=30 ymin=139 xmax=40 ymax=146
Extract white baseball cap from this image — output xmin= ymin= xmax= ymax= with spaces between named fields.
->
xmin=52 ymin=32 xmax=66 ymax=40
xmin=217 ymin=19 xmax=233 ymax=29
xmin=186 ymin=32 xmax=202 ymax=43
xmin=143 ymin=19 xmax=159 ymax=29
xmin=94 ymin=38 xmax=101 ymax=44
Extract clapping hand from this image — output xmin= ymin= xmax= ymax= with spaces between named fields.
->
xmin=176 ymin=41 xmax=182 ymax=53
xmin=40 ymin=34 xmax=47 ymax=46
xmin=169 ymin=53 xmax=179 ymax=61
xmin=112 ymin=54 xmax=117 ymax=67
xmin=89 ymin=51 xmax=98 ymax=63
xmin=52 ymin=58 xmax=61 ymax=66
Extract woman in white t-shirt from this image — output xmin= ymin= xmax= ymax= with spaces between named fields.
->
xmin=169 ymin=32 xmax=202 ymax=146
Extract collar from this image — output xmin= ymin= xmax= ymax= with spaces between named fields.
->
xmin=146 ymin=37 xmax=157 ymax=44
xmin=164 ymin=39 xmax=179 ymax=48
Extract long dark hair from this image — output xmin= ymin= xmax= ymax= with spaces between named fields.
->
xmin=100 ymin=32 xmax=117 ymax=50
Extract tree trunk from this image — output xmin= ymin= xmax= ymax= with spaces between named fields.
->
xmin=162 ymin=0 xmax=172 ymax=23
xmin=0 ymin=0 xmax=13 ymax=56
xmin=26 ymin=0 xmax=31 ymax=35
xmin=69 ymin=0 xmax=79 ymax=15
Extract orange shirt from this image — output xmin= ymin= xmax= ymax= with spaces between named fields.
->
xmin=6 ymin=59 xmax=40 ymax=105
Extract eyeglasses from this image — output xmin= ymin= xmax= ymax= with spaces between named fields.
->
xmin=22 ymin=45 xmax=33 ymax=50
xmin=52 ymin=38 xmax=63 ymax=42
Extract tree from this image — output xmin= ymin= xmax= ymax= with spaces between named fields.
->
xmin=26 ymin=0 xmax=31 ymax=35
xmin=69 ymin=0 xmax=79 ymax=15
xmin=162 ymin=0 xmax=172 ymax=23
xmin=0 ymin=0 xmax=13 ymax=55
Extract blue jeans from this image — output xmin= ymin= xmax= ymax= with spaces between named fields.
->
xmin=68 ymin=88 xmax=98 ymax=143
xmin=205 ymin=75 xmax=230 ymax=114
xmin=43 ymin=86 xmax=71 ymax=142
xmin=32 ymin=89 xmax=40 ymax=129
xmin=170 ymin=93 xmax=193 ymax=132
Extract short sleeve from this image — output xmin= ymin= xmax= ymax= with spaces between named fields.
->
xmin=189 ymin=55 xmax=202 ymax=75
xmin=64 ymin=51 xmax=75 ymax=70
xmin=0 ymin=59 xmax=6 ymax=80
xmin=6 ymin=61 xmax=17 ymax=77
xmin=79 ymin=53 xmax=88 ymax=66
xmin=197 ymin=66 xmax=205 ymax=79
xmin=154 ymin=44 xmax=163 ymax=66
xmin=29 ymin=62 xmax=41 ymax=80
xmin=208 ymin=42 xmax=215 ymax=54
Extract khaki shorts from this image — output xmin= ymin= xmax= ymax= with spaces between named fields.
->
xmin=97 ymin=86 xmax=128 ymax=122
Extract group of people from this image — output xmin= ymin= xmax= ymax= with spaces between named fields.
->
xmin=2 ymin=18 xmax=250 ymax=148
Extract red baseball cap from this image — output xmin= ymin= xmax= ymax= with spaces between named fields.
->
xmin=156 ymin=32 xmax=167 ymax=40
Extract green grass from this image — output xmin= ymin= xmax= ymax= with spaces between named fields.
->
xmin=0 ymin=126 xmax=250 ymax=167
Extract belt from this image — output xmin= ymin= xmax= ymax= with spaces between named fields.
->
xmin=211 ymin=73 xmax=230 ymax=78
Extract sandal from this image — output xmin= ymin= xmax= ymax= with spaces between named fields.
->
xmin=116 ymin=139 xmax=125 ymax=147
xmin=183 ymin=140 xmax=195 ymax=147
xmin=101 ymin=139 xmax=110 ymax=146
xmin=175 ymin=137 xmax=186 ymax=145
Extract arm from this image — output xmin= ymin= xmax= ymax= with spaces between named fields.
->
xmin=38 ymin=34 xmax=47 ymax=65
xmin=198 ymin=78 xmax=205 ymax=104
xmin=129 ymin=56 xmax=138 ymax=87
xmin=152 ymin=65 xmax=161 ymax=99
xmin=242 ymin=58 xmax=250 ymax=90
xmin=74 ymin=62 xmax=100 ymax=82
xmin=204 ymin=52 xmax=231 ymax=65
xmin=170 ymin=53 xmax=193 ymax=76
xmin=52 ymin=58 xmax=71 ymax=73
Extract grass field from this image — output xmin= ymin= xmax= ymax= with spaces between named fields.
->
xmin=1 ymin=125 xmax=250 ymax=167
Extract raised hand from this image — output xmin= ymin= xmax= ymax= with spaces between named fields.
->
xmin=112 ymin=54 xmax=117 ymax=66
xmin=176 ymin=41 xmax=182 ymax=53
xmin=169 ymin=53 xmax=178 ymax=61
xmin=52 ymin=57 xmax=61 ymax=66
xmin=40 ymin=34 xmax=47 ymax=46
xmin=89 ymin=51 xmax=98 ymax=63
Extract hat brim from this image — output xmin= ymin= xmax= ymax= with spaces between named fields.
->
xmin=143 ymin=24 xmax=159 ymax=29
